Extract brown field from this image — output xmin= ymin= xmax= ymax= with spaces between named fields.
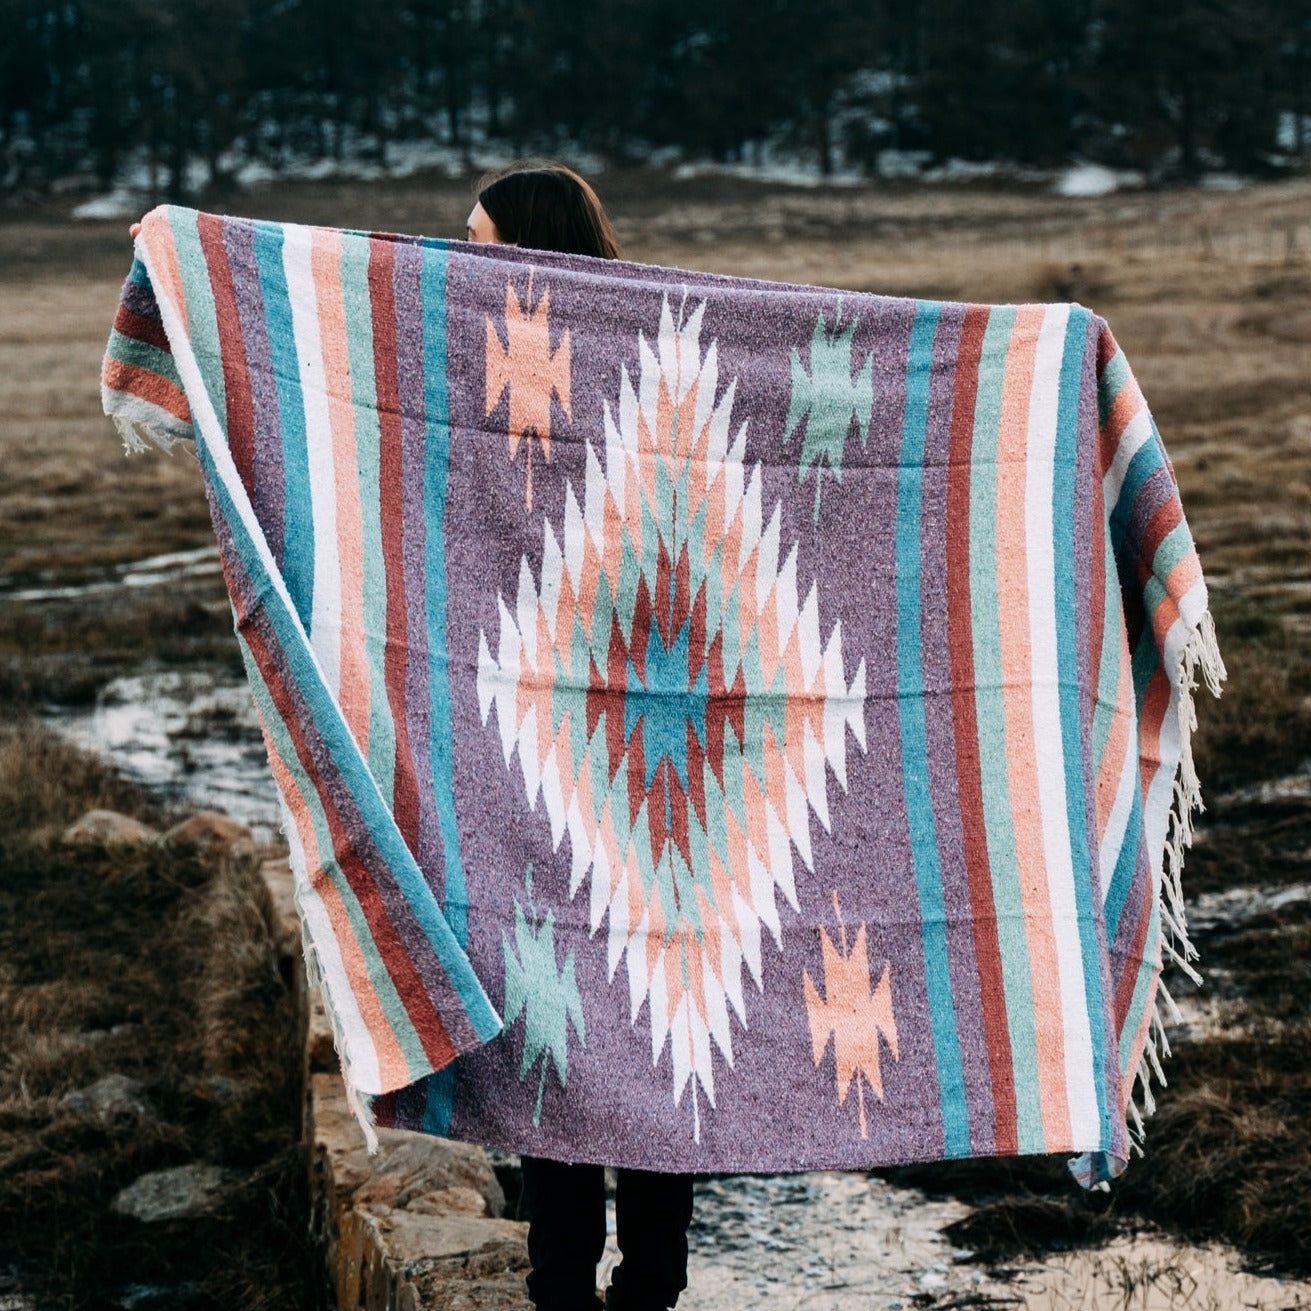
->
xmin=2 ymin=172 xmax=1309 ymax=1307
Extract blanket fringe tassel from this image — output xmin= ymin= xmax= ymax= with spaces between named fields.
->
xmin=110 ymin=412 xmax=193 ymax=457
xmin=1124 ymin=607 xmax=1226 ymax=1160
xmin=288 ymin=858 xmax=382 ymax=1155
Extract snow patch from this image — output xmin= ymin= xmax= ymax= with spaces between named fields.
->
xmin=72 ymin=189 xmax=147 ymax=220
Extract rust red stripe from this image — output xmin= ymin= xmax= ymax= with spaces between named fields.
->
xmin=946 ymin=303 xmax=1019 ymax=1156
xmin=102 ymin=359 xmax=191 ymax=423
xmin=197 ymin=213 xmax=256 ymax=494
xmin=369 ymin=238 xmax=421 ymax=856
xmin=115 ymin=302 xmax=171 ymax=353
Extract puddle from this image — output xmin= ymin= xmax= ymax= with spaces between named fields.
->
xmin=600 ymin=1171 xmax=1004 ymax=1310
xmin=44 ymin=668 xmax=281 ymax=843
xmin=31 ymin=632 xmax=1311 ymax=1311
xmin=1007 ymin=1234 xmax=1311 ymax=1310
xmin=0 ymin=546 xmax=222 ymax=603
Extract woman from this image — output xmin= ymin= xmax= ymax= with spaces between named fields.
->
xmin=465 ymin=159 xmax=695 ymax=1311
xmin=466 ymin=159 xmax=621 ymax=260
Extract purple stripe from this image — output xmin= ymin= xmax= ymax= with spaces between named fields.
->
xmin=837 ymin=296 xmax=948 ymax=1159
xmin=223 ymin=219 xmax=286 ymax=565
xmin=122 ymin=276 xmax=163 ymax=320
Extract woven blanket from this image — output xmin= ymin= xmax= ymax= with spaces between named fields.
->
xmin=102 ymin=204 xmax=1225 ymax=1187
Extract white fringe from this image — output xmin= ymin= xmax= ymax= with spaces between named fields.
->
xmin=293 ymin=876 xmax=382 ymax=1154
xmin=111 ymin=412 xmax=192 ymax=456
xmin=1123 ymin=608 xmax=1227 ymax=1154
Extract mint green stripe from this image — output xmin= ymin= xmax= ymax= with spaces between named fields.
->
xmin=1152 ymin=519 xmax=1193 ymax=582
xmin=341 ymin=231 xmax=397 ymax=800
xmin=168 ymin=207 xmax=227 ymax=427
xmin=107 ymin=329 xmax=176 ymax=379
xmin=968 ymin=306 xmax=1045 ymax=1154
xmin=1091 ymin=531 xmax=1123 ymax=787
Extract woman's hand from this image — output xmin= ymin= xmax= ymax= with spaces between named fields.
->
xmin=129 ymin=222 xmax=141 ymax=238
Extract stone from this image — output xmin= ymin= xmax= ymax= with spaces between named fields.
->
xmin=260 ymin=858 xmax=303 ymax=956
xmin=307 ymin=988 xmax=340 ymax=1073
xmin=186 ymin=1073 xmax=245 ymax=1105
xmin=59 ymin=1073 xmax=154 ymax=1123
xmin=408 ymin=1186 xmax=493 ymax=1217
xmin=161 ymin=811 xmax=252 ymax=853
xmin=108 ymin=1163 xmax=234 ymax=1222
xmin=61 ymin=810 xmax=159 ymax=848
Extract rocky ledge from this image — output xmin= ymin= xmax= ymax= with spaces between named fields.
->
xmin=261 ymin=857 xmax=532 ymax=1310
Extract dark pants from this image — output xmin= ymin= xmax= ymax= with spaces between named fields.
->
xmin=520 ymin=1155 xmax=695 ymax=1311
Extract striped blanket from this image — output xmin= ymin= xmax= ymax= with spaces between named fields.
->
xmin=102 ymin=204 xmax=1224 ymax=1187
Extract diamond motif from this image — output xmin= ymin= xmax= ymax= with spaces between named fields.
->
xmin=478 ymin=295 xmax=867 ymax=1136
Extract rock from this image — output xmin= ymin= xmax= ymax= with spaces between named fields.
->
xmin=307 ymin=988 xmax=340 ymax=1073
xmin=161 ymin=811 xmax=252 ymax=853
xmin=61 ymin=810 xmax=159 ymax=848
xmin=407 ymin=1186 xmax=490 ymax=1216
xmin=48 ymin=1022 xmax=139 ymax=1057
xmin=108 ymin=1163 xmax=234 ymax=1222
xmin=189 ymin=1074 xmax=244 ymax=1105
xmin=59 ymin=1073 xmax=154 ymax=1123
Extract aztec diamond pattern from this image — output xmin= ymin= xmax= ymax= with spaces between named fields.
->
xmin=478 ymin=295 xmax=867 ymax=1136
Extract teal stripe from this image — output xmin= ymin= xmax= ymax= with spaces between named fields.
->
xmin=1052 ymin=307 xmax=1112 ymax=1146
xmin=1103 ymin=786 xmax=1144 ymax=940
xmin=168 ymin=207 xmax=227 ymax=428
xmin=253 ymin=222 xmax=315 ymax=627
xmin=968 ymin=306 xmax=1045 ymax=1154
xmin=341 ymin=232 xmax=398 ymax=802
xmin=235 ymin=628 xmax=431 ymax=1068
xmin=108 ymin=329 xmax=177 ymax=379
xmin=1108 ymin=438 xmax=1160 ymax=562
xmin=1129 ymin=609 xmax=1161 ymax=711
xmin=896 ymin=301 xmax=969 ymax=1157
xmin=1097 ymin=347 xmax=1132 ymax=427
xmin=422 ymin=243 xmax=463 ymax=1136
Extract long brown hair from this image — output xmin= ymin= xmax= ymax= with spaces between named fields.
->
xmin=475 ymin=159 xmax=621 ymax=259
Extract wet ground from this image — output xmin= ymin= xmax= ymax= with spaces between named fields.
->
xmin=12 ymin=543 xmax=1311 ymax=1311
xmin=3 ymin=173 xmax=1309 ymax=1307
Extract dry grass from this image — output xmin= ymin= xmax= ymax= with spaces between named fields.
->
xmin=0 ymin=719 xmax=315 ymax=1310
xmin=1 ymin=172 xmax=1308 ymax=1289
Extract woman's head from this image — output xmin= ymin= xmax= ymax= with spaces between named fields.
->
xmin=466 ymin=160 xmax=620 ymax=259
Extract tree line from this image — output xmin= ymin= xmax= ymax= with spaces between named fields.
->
xmin=2 ymin=0 xmax=1308 ymax=196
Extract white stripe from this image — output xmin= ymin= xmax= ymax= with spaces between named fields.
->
xmin=1025 ymin=304 xmax=1100 ymax=1137
xmin=1101 ymin=404 xmax=1152 ymax=511
xmin=281 ymin=222 xmax=342 ymax=696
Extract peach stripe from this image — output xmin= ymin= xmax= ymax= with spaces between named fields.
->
xmin=1099 ymin=374 xmax=1142 ymax=472
xmin=147 ymin=219 xmax=189 ymax=337
xmin=995 ymin=304 xmax=1071 ymax=1147
xmin=1096 ymin=639 xmax=1135 ymax=833
xmin=311 ymin=227 xmax=371 ymax=752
